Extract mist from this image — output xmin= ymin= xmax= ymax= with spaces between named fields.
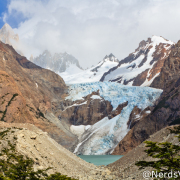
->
xmin=3 ymin=0 xmax=180 ymax=68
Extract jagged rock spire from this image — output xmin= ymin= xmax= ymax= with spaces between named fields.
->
xmin=103 ymin=53 xmax=119 ymax=62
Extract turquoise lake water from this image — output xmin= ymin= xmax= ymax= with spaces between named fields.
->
xmin=78 ymin=155 xmax=123 ymax=166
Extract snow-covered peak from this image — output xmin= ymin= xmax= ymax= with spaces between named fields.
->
xmin=151 ymin=35 xmax=175 ymax=45
xmin=151 ymin=35 xmax=174 ymax=45
xmin=41 ymin=50 xmax=51 ymax=57
xmin=103 ymin=53 xmax=119 ymax=63
xmin=60 ymin=54 xmax=119 ymax=84
xmin=134 ymin=35 xmax=174 ymax=55
xmin=101 ymin=36 xmax=175 ymax=87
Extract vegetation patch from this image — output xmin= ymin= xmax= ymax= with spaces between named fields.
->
xmin=26 ymin=104 xmax=34 ymax=112
xmin=0 ymin=137 xmax=77 ymax=180
xmin=0 ymin=94 xmax=18 ymax=122
xmin=0 ymin=129 xmax=10 ymax=139
xmin=36 ymin=108 xmax=45 ymax=119
xmin=136 ymin=126 xmax=180 ymax=180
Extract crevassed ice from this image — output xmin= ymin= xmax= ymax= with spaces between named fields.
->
xmin=67 ymin=82 xmax=163 ymax=155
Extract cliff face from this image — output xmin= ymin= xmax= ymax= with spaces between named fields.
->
xmin=61 ymin=91 xmax=113 ymax=126
xmin=0 ymin=41 xmax=77 ymax=150
xmin=112 ymin=40 xmax=180 ymax=155
xmin=151 ymin=40 xmax=180 ymax=91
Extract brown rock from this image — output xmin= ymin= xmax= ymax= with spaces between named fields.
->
xmin=0 ymin=41 xmax=77 ymax=150
xmin=61 ymin=91 xmax=113 ymax=125
xmin=61 ymin=92 xmax=128 ymax=126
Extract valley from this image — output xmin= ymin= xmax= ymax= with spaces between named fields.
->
xmin=0 ymin=22 xmax=180 ymax=179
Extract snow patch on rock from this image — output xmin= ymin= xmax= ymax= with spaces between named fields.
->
xmin=91 ymin=95 xmax=102 ymax=100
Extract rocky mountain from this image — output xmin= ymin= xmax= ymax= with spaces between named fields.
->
xmin=31 ymin=50 xmax=83 ymax=75
xmin=61 ymin=38 xmax=180 ymax=155
xmin=112 ymin=40 xmax=180 ymax=155
xmin=0 ymin=23 xmax=23 ymax=55
xmin=100 ymin=36 xmax=174 ymax=86
xmin=60 ymin=53 xmax=119 ymax=84
xmin=0 ymin=40 xmax=79 ymax=151
xmin=1 ymin=23 xmax=179 ymax=159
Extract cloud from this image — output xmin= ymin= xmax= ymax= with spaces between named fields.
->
xmin=3 ymin=0 xmax=180 ymax=68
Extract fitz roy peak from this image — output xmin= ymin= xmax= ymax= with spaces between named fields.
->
xmin=100 ymin=36 xmax=175 ymax=86
xmin=0 ymin=23 xmax=19 ymax=44
xmin=0 ymin=23 xmax=23 ymax=55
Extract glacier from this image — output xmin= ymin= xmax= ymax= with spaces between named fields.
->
xmin=66 ymin=82 xmax=163 ymax=155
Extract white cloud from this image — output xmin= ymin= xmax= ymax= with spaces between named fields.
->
xmin=3 ymin=0 xmax=180 ymax=68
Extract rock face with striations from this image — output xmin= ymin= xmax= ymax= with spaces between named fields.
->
xmin=0 ymin=40 xmax=78 ymax=151
xmin=112 ymin=40 xmax=180 ymax=155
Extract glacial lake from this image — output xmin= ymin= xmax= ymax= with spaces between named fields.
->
xmin=78 ymin=155 xmax=123 ymax=166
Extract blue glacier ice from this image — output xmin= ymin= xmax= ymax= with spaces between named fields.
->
xmin=67 ymin=82 xmax=163 ymax=155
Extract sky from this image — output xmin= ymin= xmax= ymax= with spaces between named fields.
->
xmin=1 ymin=0 xmax=180 ymax=68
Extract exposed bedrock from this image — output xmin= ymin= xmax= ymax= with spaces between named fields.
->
xmin=61 ymin=91 xmax=128 ymax=126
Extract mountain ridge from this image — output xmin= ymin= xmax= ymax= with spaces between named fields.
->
xmin=100 ymin=35 xmax=174 ymax=86
xmin=60 ymin=53 xmax=119 ymax=84
xmin=0 ymin=40 xmax=79 ymax=151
